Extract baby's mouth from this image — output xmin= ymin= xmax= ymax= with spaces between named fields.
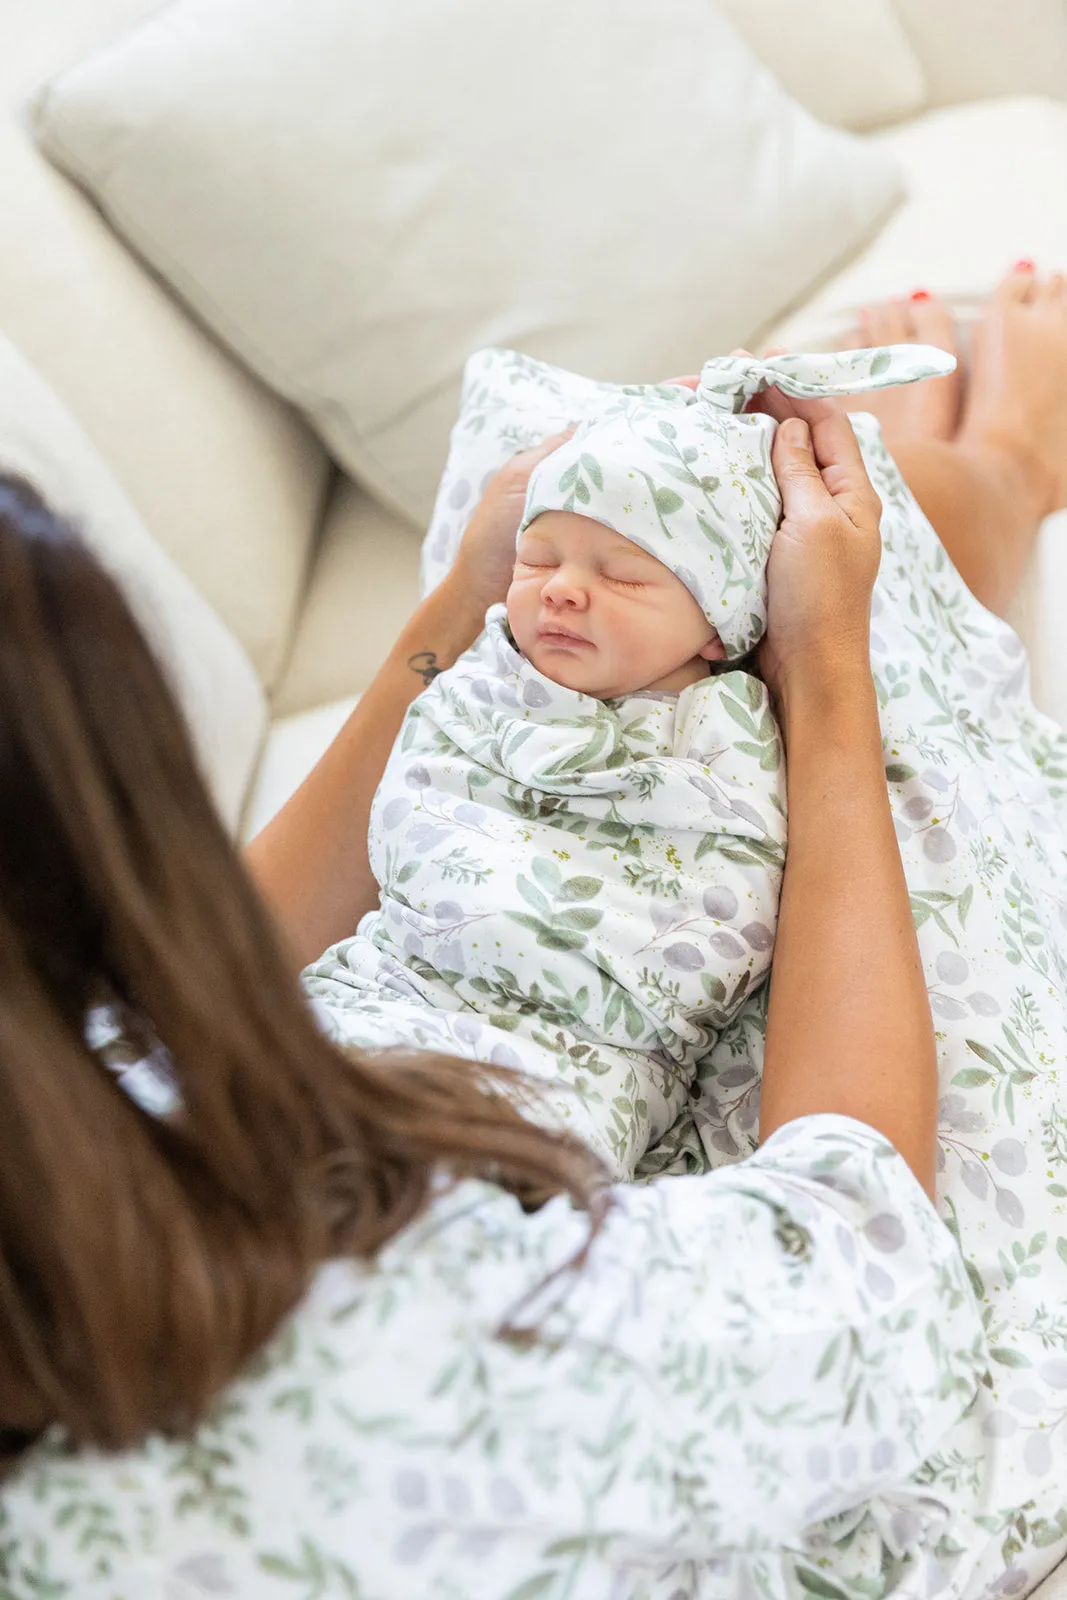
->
xmin=537 ymin=622 xmax=593 ymax=648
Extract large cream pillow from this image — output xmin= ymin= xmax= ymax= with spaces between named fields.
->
xmin=0 ymin=330 xmax=267 ymax=832
xmin=32 ymin=0 xmax=902 ymax=529
xmin=716 ymin=0 xmax=927 ymax=130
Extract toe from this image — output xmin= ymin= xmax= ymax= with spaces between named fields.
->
xmin=907 ymin=291 xmax=957 ymax=355
xmin=999 ymin=261 xmax=1037 ymax=305
xmin=859 ymin=299 xmax=907 ymax=347
xmin=884 ymin=297 xmax=916 ymax=343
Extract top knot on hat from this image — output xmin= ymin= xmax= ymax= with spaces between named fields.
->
xmin=519 ymin=344 xmax=955 ymax=658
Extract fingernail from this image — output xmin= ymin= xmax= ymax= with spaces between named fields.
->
xmin=1014 ymin=258 xmax=1035 ymax=273
xmin=910 ymin=289 xmax=931 ymax=302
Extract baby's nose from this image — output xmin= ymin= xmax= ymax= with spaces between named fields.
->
xmin=542 ymin=567 xmax=588 ymax=606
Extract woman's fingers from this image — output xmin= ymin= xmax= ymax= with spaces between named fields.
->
xmin=762 ymin=396 xmax=881 ymax=527
xmin=514 ymin=426 xmax=574 ymax=468
xmin=771 ymin=419 xmax=830 ymax=523
xmin=803 ymin=404 xmax=883 ymax=524
xmin=746 ymin=387 xmax=799 ymax=422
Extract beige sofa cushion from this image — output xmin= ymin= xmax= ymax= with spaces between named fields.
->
xmin=771 ymin=95 xmax=1067 ymax=732
xmin=771 ymin=97 xmax=1067 ymax=347
xmin=0 ymin=329 xmax=267 ymax=831
xmin=272 ymin=478 xmax=421 ymax=718
xmin=893 ymin=0 xmax=1067 ymax=109
xmin=2 ymin=0 xmax=329 ymax=689
xmin=32 ymin=0 xmax=902 ymax=532
xmin=717 ymin=0 xmax=927 ymax=130
xmin=243 ymin=695 xmax=359 ymax=843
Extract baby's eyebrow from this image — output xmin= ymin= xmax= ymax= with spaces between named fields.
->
xmin=602 ymin=543 xmax=662 ymax=569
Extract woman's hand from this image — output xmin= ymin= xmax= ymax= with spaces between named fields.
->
xmin=446 ymin=430 xmax=574 ymax=619
xmin=750 ymin=380 xmax=939 ymax=1196
xmin=756 ymin=396 xmax=884 ymax=713
xmin=446 ymin=374 xmax=700 ymax=619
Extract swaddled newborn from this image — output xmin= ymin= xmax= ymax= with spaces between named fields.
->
xmin=308 ymin=347 xmax=953 ymax=1178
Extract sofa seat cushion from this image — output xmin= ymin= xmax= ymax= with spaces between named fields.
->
xmin=770 ymin=95 xmax=1067 ymax=732
xmin=1 ymin=0 xmax=329 ymax=688
xmin=772 ymin=97 xmax=1067 ymax=344
xmin=242 ymin=695 xmax=359 ymax=842
xmin=32 ymin=0 xmax=902 ymax=531
xmin=271 ymin=478 xmax=421 ymax=719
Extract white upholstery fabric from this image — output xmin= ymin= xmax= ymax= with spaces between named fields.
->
xmin=1009 ymin=511 xmax=1067 ymax=738
xmin=0 ymin=330 xmax=267 ymax=832
xmin=242 ymin=695 xmax=359 ymax=842
xmin=272 ymin=477 xmax=421 ymax=718
xmin=717 ymin=0 xmax=927 ymax=130
xmin=32 ymin=0 xmax=902 ymax=530
xmin=770 ymin=95 xmax=1067 ymax=731
xmin=1030 ymin=1561 xmax=1067 ymax=1600
xmin=893 ymin=0 xmax=1067 ymax=109
xmin=1 ymin=0 xmax=329 ymax=688
xmin=771 ymin=98 xmax=1067 ymax=337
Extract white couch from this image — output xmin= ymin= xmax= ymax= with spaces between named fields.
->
xmin=5 ymin=6 xmax=1067 ymax=1593
xmin=4 ymin=0 xmax=1067 ymax=858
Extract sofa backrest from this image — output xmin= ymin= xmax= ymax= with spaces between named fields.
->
xmin=0 ymin=0 xmax=329 ymax=693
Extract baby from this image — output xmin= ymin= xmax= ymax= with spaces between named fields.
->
xmin=307 ymin=349 xmax=949 ymax=1179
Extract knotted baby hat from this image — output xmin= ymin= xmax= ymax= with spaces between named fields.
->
xmin=519 ymin=345 xmax=955 ymax=659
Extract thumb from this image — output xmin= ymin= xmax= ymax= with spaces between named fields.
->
xmin=772 ymin=418 xmax=829 ymax=520
xmin=528 ymin=425 xmax=576 ymax=462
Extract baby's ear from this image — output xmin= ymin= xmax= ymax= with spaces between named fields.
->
xmin=700 ymin=631 xmax=727 ymax=662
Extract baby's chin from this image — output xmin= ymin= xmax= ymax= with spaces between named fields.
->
xmin=524 ymin=643 xmax=641 ymax=699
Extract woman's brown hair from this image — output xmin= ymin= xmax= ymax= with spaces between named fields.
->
xmin=0 ymin=475 xmax=605 ymax=1453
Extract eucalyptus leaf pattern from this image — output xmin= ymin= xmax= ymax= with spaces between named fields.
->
xmin=0 ymin=1118 xmax=985 ymax=1599
xmin=6 ymin=355 xmax=1067 ymax=1597
xmin=647 ymin=416 xmax=1067 ymax=1593
xmin=305 ymin=608 xmax=785 ymax=1179
xmin=423 ymin=349 xmax=1067 ymax=1592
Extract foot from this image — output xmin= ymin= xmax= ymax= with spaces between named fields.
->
xmin=842 ymin=291 xmax=963 ymax=443
xmin=957 ymin=264 xmax=1067 ymax=518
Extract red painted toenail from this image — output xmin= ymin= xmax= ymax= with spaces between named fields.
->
xmin=910 ymin=289 xmax=931 ymax=302
xmin=1014 ymin=258 xmax=1036 ymax=272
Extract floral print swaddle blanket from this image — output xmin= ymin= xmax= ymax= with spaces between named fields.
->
xmin=307 ymin=347 xmax=950 ymax=1179
xmin=309 ymin=343 xmax=1067 ymax=1569
xmin=309 ymin=607 xmax=785 ymax=1177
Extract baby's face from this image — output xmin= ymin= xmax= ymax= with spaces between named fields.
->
xmin=507 ymin=512 xmax=724 ymax=699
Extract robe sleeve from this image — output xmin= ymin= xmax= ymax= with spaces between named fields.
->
xmin=485 ymin=1115 xmax=986 ymax=1573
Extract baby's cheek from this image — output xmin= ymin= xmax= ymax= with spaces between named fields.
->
xmin=505 ymin=584 xmax=535 ymax=648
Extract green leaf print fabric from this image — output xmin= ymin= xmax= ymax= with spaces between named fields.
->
xmin=305 ymin=347 xmax=943 ymax=1180
xmin=6 ymin=346 xmax=1067 ymax=1599
xmin=417 ymin=347 xmax=1067 ymax=1587
xmin=0 ymin=1117 xmax=987 ymax=1599
xmin=304 ymin=608 xmax=786 ymax=1178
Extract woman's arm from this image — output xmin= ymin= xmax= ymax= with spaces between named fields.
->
xmin=245 ymin=580 xmax=487 ymax=969
xmin=756 ymin=406 xmax=939 ymax=1197
xmin=246 ymin=432 xmax=570 ymax=969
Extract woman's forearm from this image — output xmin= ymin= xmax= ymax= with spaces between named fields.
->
xmin=758 ymin=663 xmax=938 ymax=1195
xmin=245 ymin=579 xmax=487 ymax=970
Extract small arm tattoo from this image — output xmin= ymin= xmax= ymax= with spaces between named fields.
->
xmin=407 ymin=650 xmax=443 ymax=686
